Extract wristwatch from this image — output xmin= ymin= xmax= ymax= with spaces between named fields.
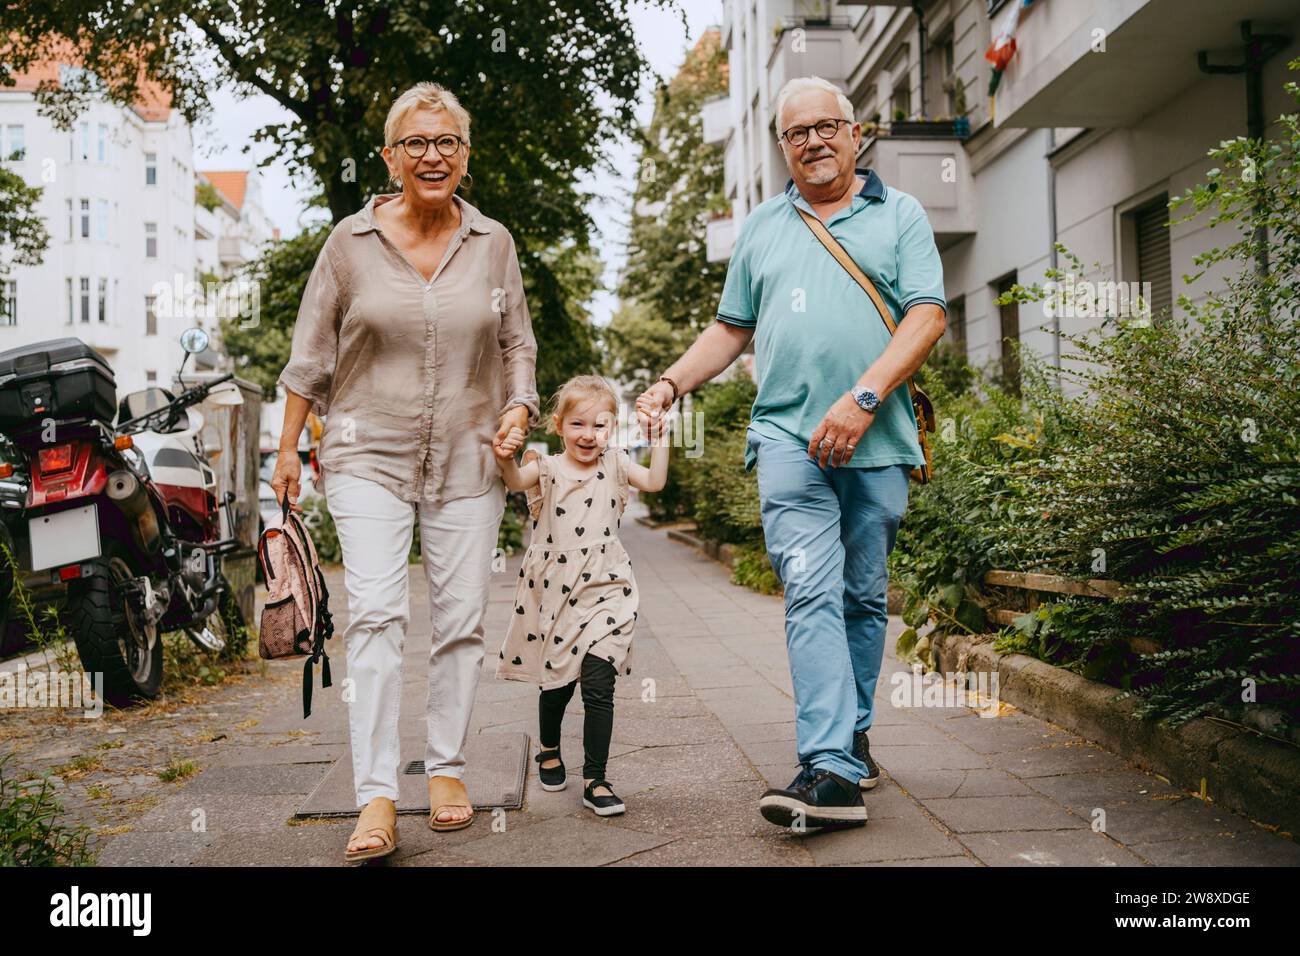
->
xmin=850 ymin=386 xmax=881 ymax=414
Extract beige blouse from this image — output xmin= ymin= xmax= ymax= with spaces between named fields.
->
xmin=278 ymin=192 xmax=540 ymax=504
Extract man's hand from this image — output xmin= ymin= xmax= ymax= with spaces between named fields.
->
xmin=808 ymin=393 xmax=875 ymax=468
xmin=635 ymin=381 xmax=675 ymax=440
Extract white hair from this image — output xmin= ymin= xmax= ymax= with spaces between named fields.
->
xmin=773 ymin=75 xmax=855 ymax=134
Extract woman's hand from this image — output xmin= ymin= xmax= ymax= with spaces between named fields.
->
xmin=494 ymin=425 xmax=526 ymax=461
xmin=269 ymin=450 xmax=304 ymax=513
xmin=635 ymin=380 xmax=675 ymax=440
xmin=495 ymin=405 xmax=529 ymax=455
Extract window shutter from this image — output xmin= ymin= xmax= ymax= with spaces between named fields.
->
xmin=1136 ymin=200 xmax=1171 ymax=319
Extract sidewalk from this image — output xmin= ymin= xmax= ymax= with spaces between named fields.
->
xmin=96 ymin=504 xmax=1300 ymax=866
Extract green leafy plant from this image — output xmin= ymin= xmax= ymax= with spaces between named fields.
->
xmin=0 ymin=753 xmax=95 ymax=867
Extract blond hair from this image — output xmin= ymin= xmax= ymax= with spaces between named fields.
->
xmin=545 ymin=375 xmax=619 ymax=436
xmin=384 ymin=82 xmax=472 ymax=149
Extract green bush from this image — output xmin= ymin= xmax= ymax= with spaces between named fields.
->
xmin=0 ymin=754 xmax=95 ymax=867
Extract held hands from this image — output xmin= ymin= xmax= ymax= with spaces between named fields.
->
xmin=808 ymin=392 xmax=875 ymax=468
xmin=494 ymin=425 xmax=526 ymax=461
xmin=493 ymin=405 xmax=530 ymax=461
xmin=634 ymin=380 xmax=675 ymax=443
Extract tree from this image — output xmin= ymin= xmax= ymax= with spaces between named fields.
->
xmin=0 ymin=168 xmax=50 ymax=277
xmin=617 ymin=29 xmax=729 ymax=345
xmin=3 ymin=0 xmax=677 ymax=396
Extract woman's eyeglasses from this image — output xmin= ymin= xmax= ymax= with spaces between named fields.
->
xmin=779 ymin=118 xmax=851 ymax=148
xmin=392 ymin=134 xmax=466 ymax=159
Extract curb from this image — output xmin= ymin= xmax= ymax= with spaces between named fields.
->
xmin=932 ymin=631 xmax=1300 ymax=835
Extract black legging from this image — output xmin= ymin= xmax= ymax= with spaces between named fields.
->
xmin=538 ymin=652 xmax=617 ymax=780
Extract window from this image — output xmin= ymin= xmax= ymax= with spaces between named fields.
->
xmin=96 ymin=199 xmax=109 ymax=241
xmin=66 ymin=278 xmax=73 ymax=324
xmin=946 ymin=295 xmax=967 ymax=358
xmin=1133 ymin=195 xmax=1172 ymax=320
xmin=79 ymin=277 xmax=90 ymax=324
xmin=994 ymin=274 xmax=1020 ymax=395
xmin=145 ymin=152 xmax=157 ymax=186
xmin=145 ymin=222 xmax=157 ymax=258
xmin=96 ymin=123 xmax=107 ymax=162
xmin=79 ymin=122 xmax=90 ymax=161
xmin=80 ymin=199 xmax=90 ymax=239
xmin=145 ymin=295 xmax=157 ymax=335
xmin=0 ymin=281 xmax=15 ymax=326
xmin=929 ymin=32 xmax=956 ymax=116
xmin=97 ymin=278 xmax=107 ymax=323
xmin=891 ymin=80 xmax=911 ymax=122
xmin=65 ymin=199 xmax=73 ymax=241
xmin=3 ymin=125 xmax=24 ymax=161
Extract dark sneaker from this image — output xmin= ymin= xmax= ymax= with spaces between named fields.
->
xmin=784 ymin=764 xmax=816 ymax=790
xmin=759 ymin=768 xmax=868 ymax=828
xmin=853 ymin=730 xmax=880 ymax=790
xmin=582 ymin=779 xmax=625 ymax=817
xmin=535 ymin=746 xmax=567 ymax=791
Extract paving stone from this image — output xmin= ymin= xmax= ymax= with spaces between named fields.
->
xmin=924 ymin=794 xmax=1087 ymax=833
xmin=961 ymin=829 xmax=1147 ymax=866
xmin=452 ymin=815 xmax=670 ymax=866
xmin=888 ymin=767 xmax=1034 ymax=800
xmin=798 ymin=812 xmax=968 ymax=865
xmin=184 ymin=763 xmax=329 ymax=796
xmin=95 ymin=831 xmax=216 ymax=866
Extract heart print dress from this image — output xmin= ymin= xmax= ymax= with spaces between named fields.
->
xmin=496 ymin=445 xmax=638 ymax=690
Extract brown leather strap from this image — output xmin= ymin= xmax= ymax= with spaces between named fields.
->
xmin=793 ymin=204 xmax=920 ymax=403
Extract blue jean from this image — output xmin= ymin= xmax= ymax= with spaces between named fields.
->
xmin=746 ymin=424 xmax=910 ymax=784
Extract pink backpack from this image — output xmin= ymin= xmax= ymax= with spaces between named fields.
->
xmin=257 ymin=496 xmax=334 ymax=717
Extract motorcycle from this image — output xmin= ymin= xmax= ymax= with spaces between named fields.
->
xmin=0 ymin=327 xmax=248 ymax=705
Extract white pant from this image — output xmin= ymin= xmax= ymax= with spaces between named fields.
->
xmin=325 ymin=471 xmax=506 ymax=806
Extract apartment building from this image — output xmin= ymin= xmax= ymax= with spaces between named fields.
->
xmin=707 ymin=0 xmax=1300 ymax=385
xmin=0 ymin=61 xmax=275 ymax=396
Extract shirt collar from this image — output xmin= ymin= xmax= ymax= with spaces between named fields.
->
xmin=351 ymin=191 xmax=492 ymax=236
xmin=784 ymin=167 xmax=886 ymax=207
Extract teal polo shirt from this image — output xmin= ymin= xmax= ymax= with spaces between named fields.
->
xmin=717 ymin=168 xmax=947 ymax=472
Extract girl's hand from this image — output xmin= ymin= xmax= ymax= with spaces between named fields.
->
xmin=494 ymin=425 xmax=526 ymax=460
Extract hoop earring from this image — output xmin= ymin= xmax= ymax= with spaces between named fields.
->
xmin=458 ymin=171 xmax=474 ymax=191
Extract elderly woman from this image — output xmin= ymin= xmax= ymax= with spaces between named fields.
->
xmin=271 ymin=82 xmax=539 ymax=862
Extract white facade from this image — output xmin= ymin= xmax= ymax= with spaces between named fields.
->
xmin=0 ymin=76 xmax=275 ymax=399
xmin=711 ymin=0 xmax=1300 ymax=387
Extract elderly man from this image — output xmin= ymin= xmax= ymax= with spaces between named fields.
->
xmin=636 ymin=75 xmax=946 ymax=828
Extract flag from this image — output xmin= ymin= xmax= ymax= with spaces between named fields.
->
xmin=986 ymin=0 xmax=1036 ymax=96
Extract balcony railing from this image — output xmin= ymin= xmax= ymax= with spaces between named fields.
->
xmin=859 ymin=131 xmax=975 ymax=251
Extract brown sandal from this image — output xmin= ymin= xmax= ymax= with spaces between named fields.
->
xmin=428 ymin=775 xmax=474 ymax=832
xmin=345 ymin=797 xmax=398 ymax=862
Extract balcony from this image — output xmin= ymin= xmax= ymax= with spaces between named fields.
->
xmin=701 ymin=95 xmax=731 ymax=147
xmin=72 ymin=321 xmax=122 ymax=356
xmin=218 ymin=234 xmax=259 ymax=267
xmin=860 ymin=131 xmax=975 ymax=251
xmin=767 ymin=16 xmax=857 ymax=108
xmin=993 ymin=0 xmax=1298 ymax=129
xmin=706 ymin=216 xmax=736 ymax=263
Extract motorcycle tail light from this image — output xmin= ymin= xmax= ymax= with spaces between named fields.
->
xmin=38 ymin=444 xmax=75 ymax=473
xmin=58 ymin=563 xmax=83 ymax=581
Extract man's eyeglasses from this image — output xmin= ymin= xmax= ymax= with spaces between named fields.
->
xmin=779 ymin=118 xmax=851 ymax=148
xmin=392 ymin=134 xmax=466 ymax=159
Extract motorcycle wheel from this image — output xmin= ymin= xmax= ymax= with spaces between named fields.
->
xmin=66 ymin=543 xmax=163 ymax=707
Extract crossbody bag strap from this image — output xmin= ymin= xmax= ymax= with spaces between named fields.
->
xmin=794 ymin=204 xmax=901 ymax=337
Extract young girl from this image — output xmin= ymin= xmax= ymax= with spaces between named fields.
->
xmin=492 ymin=374 xmax=669 ymax=816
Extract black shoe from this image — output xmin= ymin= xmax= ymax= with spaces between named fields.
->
xmin=784 ymin=764 xmax=816 ymax=790
xmin=535 ymin=746 xmax=566 ymax=791
xmin=853 ymin=730 xmax=880 ymax=790
xmin=759 ymin=767 xmax=867 ymax=828
xmin=583 ymin=779 xmax=625 ymax=817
